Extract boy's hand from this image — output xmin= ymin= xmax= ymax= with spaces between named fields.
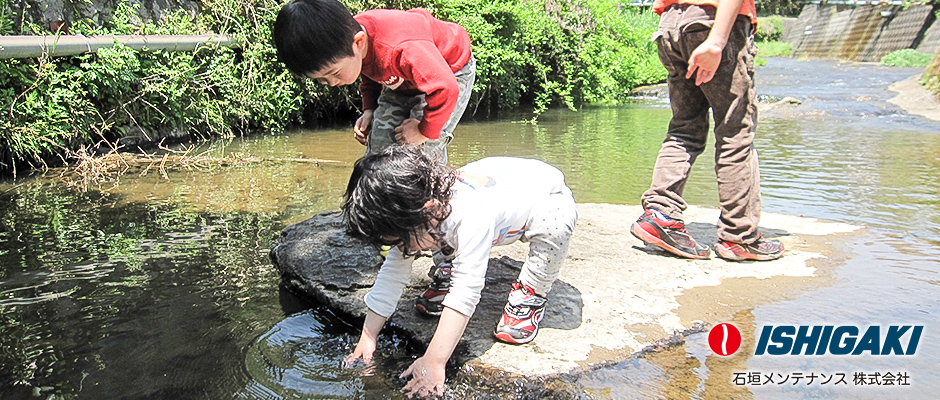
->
xmin=355 ymin=110 xmax=374 ymax=146
xmin=686 ymin=39 xmax=723 ymax=86
xmin=400 ymin=356 xmax=446 ymax=398
xmin=394 ymin=118 xmax=429 ymax=146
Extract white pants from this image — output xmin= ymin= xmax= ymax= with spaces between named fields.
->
xmin=518 ymin=189 xmax=577 ymax=296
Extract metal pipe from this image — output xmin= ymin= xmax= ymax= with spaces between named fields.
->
xmin=0 ymin=34 xmax=239 ymax=59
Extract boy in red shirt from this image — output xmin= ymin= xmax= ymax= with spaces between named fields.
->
xmin=272 ymin=0 xmax=475 ymax=161
xmin=273 ymin=0 xmax=476 ymax=322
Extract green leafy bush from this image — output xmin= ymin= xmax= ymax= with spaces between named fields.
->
xmin=360 ymin=0 xmax=664 ymax=114
xmin=0 ymin=0 xmax=311 ymax=173
xmin=881 ymin=48 xmax=933 ymax=67
xmin=757 ymin=0 xmax=802 ymax=17
xmin=755 ymin=16 xmax=784 ymax=42
xmin=0 ymin=0 xmax=666 ymax=173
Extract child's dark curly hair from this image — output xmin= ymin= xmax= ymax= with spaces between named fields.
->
xmin=342 ymin=145 xmax=455 ymax=255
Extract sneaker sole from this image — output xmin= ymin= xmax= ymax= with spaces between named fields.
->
xmin=494 ymin=331 xmax=535 ymax=345
xmin=414 ymin=303 xmax=442 ymax=317
xmin=631 ymin=222 xmax=710 ymax=260
xmin=714 ymin=244 xmax=784 ymax=261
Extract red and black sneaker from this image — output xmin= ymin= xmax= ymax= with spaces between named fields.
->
xmin=630 ymin=209 xmax=710 ymax=259
xmin=494 ymin=282 xmax=547 ymax=345
xmin=714 ymin=233 xmax=785 ymax=261
xmin=414 ymin=261 xmax=452 ymax=316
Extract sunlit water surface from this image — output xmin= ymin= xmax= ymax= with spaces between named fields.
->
xmin=1 ymin=58 xmax=938 ymax=399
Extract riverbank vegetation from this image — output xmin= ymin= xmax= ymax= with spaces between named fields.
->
xmin=753 ymin=16 xmax=792 ymax=65
xmin=922 ymin=49 xmax=940 ymax=97
xmin=0 ymin=0 xmax=664 ymax=175
xmin=881 ymin=48 xmax=933 ymax=67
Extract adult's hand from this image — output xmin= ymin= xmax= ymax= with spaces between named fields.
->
xmin=686 ymin=40 xmax=723 ymax=86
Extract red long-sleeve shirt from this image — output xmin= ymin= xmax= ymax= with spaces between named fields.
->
xmin=354 ymin=9 xmax=472 ymax=140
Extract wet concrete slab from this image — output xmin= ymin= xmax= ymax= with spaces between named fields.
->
xmin=271 ymin=204 xmax=859 ymax=378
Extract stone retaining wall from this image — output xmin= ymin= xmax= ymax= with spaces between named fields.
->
xmin=789 ymin=3 xmax=940 ymax=62
xmin=6 ymin=0 xmax=201 ymax=33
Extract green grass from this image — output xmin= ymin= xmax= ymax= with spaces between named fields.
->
xmin=757 ymin=41 xmax=793 ymax=57
xmin=882 ymin=49 xmax=933 ymax=67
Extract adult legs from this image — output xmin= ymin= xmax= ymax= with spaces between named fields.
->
xmin=698 ymin=18 xmax=761 ymax=243
xmin=641 ymin=28 xmax=711 ymax=220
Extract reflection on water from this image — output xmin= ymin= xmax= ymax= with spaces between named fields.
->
xmin=241 ymin=310 xmax=364 ymax=399
xmin=1 ymin=58 xmax=939 ymax=399
xmin=0 ymin=188 xmax=288 ymax=399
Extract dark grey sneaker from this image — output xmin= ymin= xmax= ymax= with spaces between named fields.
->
xmin=714 ymin=234 xmax=785 ymax=261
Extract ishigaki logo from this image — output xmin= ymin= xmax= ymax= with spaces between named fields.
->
xmin=708 ymin=324 xmax=923 ymax=356
xmin=755 ymin=325 xmax=923 ymax=356
xmin=709 ymin=323 xmax=742 ymax=356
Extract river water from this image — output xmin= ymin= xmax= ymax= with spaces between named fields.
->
xmin=0 ymin=58 xmax=937 ymax=399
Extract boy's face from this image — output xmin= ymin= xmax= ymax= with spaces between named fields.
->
xmin=305 ymin=31 xmax=367 ymax=87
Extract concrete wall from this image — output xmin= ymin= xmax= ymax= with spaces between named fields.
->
xmin=5 ymin=0 xmax=201 ymax=33
xmin=790 ymin=3 xmax=939 ymax=62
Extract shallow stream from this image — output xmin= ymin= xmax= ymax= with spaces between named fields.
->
xmin=1 ymin=58 xmax=937 ymax=399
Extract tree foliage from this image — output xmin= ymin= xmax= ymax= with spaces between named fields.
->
xmin=757 ymin=0 xmax=803 ymax=17
xmin=0 ymin=0 xmax=666 ymax=174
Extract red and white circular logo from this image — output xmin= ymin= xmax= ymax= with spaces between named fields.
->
xmin=708 ymin=323 xmax=742 ymax=356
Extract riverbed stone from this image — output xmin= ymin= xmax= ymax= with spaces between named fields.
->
xmin=270 ymin=204 xmax=859 ymax=377
xmin=270 ymin=210 xmax=385 ymax=314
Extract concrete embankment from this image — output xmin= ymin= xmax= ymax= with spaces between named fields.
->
xmin=784 ymin=3 xmax=940 ymax=62
xmin=270 ymin=204 xmax=859 ymax=379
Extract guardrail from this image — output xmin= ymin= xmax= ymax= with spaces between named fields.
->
xmin=0 ymin=34 xmax=238 ymax=59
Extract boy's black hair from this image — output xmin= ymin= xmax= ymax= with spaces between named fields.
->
xmin=272 ymin=0 xmax=363 ymax=75
xmin=343 ymin=145 xmax=455 ymax=256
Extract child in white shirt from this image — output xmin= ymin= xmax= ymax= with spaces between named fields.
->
xmin=341 ymin=145 xmax=577 ymax=397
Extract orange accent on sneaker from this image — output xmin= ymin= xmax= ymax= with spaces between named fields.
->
xmin=631 ymin=210 xmax=710 ymax=259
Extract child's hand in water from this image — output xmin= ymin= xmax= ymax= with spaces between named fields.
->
xmin=400 ymin=356 xmax=446 ymax=398
xmin=343 ymin=337 xmax=376 ymax=368
xmin=394 ymin=118 xmax=428 ymax=145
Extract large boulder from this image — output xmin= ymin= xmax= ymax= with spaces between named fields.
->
xmin=269 ymin=210 xmax=585 ymax=366
xmin=270 ymin=210 xmax=384 ymax=316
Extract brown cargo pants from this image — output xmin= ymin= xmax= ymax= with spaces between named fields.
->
xmin=641 ymin=4 xmax=762 ymax=244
